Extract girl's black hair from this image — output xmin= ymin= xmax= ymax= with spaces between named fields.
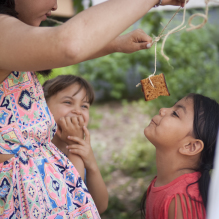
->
xmin=0 ymin=0 xmax=18 ymax=17
xmin=140 ymin=93 xmax=219 ymax=218
xmin=140 ymin=189 xmax=148 ymax=219
xmin=42 ymin=75 xmax=95 ymax=105
xmin=187 ymin=93 xmax=219 ymax=208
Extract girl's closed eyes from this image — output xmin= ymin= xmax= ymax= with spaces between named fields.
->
xmin=63 ymin=101 xmax=71 ymax=105
xmin=171 ymin=111 xmax=179 ymax=117
xmin=82 ymin=104 xmax=89 ymax=109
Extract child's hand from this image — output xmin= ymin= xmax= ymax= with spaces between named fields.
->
xmin=66 ymin=126 xmax=97 ymax=171
xmin=113 ymin=29 xmax=153 ymax=53
xmin=56 ymin=116 xmax=85 ymax=145
xmin=68 ymin=127 xmax=108 ymax=214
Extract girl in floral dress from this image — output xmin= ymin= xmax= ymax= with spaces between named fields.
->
xmin=0 ymin=0 xmax=186 ymax=218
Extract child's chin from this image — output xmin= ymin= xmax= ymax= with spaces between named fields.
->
xmin=144 ymin=128 xmax=155 ymax=144
xmin=144 ymin=127 xmax=150 ymax=138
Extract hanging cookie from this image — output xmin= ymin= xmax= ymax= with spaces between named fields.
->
xmin=140 ymin=73 xmax=170 ymax=101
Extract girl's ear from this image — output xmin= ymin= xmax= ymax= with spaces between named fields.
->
xmin=179 ymin=139 xmax=204 ymax=156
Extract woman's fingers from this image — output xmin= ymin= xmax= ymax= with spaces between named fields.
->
xmin=133 ymin=29 xmax=153 ymax=50
xmin=137 ymin=29 xmax=153 ymax=44
xmin=116 ymin=29 xmax=153 ymax=53
xmin=161 ymin=0 xmax=189 ymax=6
xmin=181 ymin=0 xmax=189 ymax=7
xmin=177 ymin=0 xmax=188 ymax=7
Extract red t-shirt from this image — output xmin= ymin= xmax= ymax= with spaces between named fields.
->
xmin=146 ymin=172 xmax=206 ymax=219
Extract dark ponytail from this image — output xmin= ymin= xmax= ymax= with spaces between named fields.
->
xmin=0 ymin=0 xmax=18 ymax=17
xmin=140 ymin=190 xmax=147 ymax=219
xmin=187 ymin=93 xmax=219 ymax=207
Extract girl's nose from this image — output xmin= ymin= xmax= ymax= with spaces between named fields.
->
xmin=159 ymin=108 xmax=166 ymax=116
xmin=72 ymin=109 xmax=81 ymax=115
xmin=52 ymin=1 xmax=58 ymax=11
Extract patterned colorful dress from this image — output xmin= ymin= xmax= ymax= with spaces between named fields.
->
xmin=0 ymin=71 xmax=101 ymax=219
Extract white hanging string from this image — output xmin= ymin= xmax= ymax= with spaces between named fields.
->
xmin=187 ymin=0 xmax=219 ymax=31
xmin=136 ymin=1 xmax=187 ymax=88
xmin=136 ymin=0 xmax=218 ymax=88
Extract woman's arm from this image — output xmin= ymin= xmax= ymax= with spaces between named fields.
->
xmin=85 ymin=29 xmax=153 ymax=61
xmin=0 ymin=0 xmax=185 ymax=73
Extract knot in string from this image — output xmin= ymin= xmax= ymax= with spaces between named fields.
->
xmin=154 ymin=37 xmax=161 ymax=43
xmin=136 ymin=2 xmax=186 ymax=88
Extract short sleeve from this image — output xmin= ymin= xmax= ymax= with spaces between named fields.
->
xmin=167 ymin=194 xmax=206 ymax=219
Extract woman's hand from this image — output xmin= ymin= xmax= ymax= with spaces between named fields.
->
xmin=56 ymin=116 xmax=84 ymax=145
xmin=113 ymin=29 xmax=153 ymax=53
xmin=87 ymin=29 xmax=153 ymax=60
xmin=161 ymin=0 xmax=189 ymax=7
xmin=66 ymin=126 xmax=97 ymax=171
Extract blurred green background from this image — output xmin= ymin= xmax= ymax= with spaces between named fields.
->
xmin=39 ymin=2 xmax=219 ymax=218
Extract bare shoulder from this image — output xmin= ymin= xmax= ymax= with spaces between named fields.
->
xmin=0 ymin=14 xmax=25 ymax=31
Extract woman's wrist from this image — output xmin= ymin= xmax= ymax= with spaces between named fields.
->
xmin=110 ymin=36 xmax=125 ymax=53
xmin=154 ymin=0 xmax=162 ymax=7
xmin=106 ymin=38 xmax=117 ymax=54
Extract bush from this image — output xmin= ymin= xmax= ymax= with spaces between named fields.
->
xmin=78 ymin=22 xmax=219 ymax=106
xmin=37 ymin=65 xmax=78 ymax=85
xmin=114 ymin=134 xmax=156 ymax=178
xmin=101 ymin=196 xmax=135 ymax=219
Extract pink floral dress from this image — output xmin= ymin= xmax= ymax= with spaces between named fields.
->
xmin=0 ymin=71 xmax=100 ymax=219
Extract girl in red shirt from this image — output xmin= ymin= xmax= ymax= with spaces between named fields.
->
xmin=140 ymin=93 xmax=219 ymax=219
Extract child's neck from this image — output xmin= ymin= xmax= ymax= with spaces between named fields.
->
xmin=52 ymin=135 xmax=69 ymax=156
xmin=155 ymin=149 xmax=195 ymax=187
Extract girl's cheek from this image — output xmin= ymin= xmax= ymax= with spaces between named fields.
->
xmin=75 ymin=111 xmax=89 ymax=126
xmin=82 ymin=112 xmax=89 ymax=124
xmin=85 ymin=119 xmax=89 ymax=127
